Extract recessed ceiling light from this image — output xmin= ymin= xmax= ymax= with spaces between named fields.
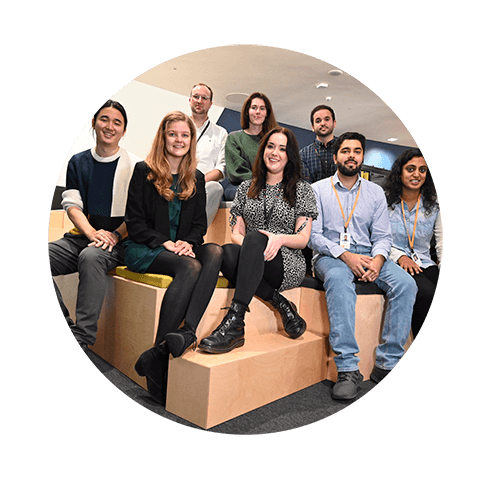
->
xmin=387 ymin=137 xmax=398 ymax=142
xmin=328 ymin=69 xmax=343 ymax=76
xmin=316 ymin=83 xmax=329 ymax=89
xmin=226 ymin=93 xmax=249 ymax=103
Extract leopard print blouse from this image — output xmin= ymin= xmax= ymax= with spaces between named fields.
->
xmin=229 ymin=179 xmax=318 ymax=291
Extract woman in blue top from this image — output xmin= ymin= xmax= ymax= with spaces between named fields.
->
xmin=385 ymin=148 xmax=442 ymax=338
xmin=124 ymin=111 xmax=223 ymax=404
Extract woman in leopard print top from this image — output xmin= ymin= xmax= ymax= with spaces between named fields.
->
xmin=199 ymin=127 xmax=318 ymax=354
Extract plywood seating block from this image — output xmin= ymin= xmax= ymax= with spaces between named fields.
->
xmin=299 ymin=286 xmax=412 ymax=382
xmin=50 ymin=208 xmax=412 ymax=405
xmin=165 ymin=331 xmax=327 ymax=429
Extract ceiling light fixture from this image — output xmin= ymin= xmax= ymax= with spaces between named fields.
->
xmin=387 ymin=137 xmax=398 ymax=142
xmin=316 ymin=83 xmax=328 ymax=89
xmin=226 ymin=93 xmax=249 ymax=103
xmin=328 ymin=69 xmax=343 ymax=76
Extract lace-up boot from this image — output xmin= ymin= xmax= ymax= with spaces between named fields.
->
xmin=269 ymin=291 xmax=306 ymax=339
xmin=198 ymin=301 xmax=247 ymax=354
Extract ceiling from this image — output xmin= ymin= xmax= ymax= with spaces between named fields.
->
xmin=135 ymin=44 xmax=416 ymax=147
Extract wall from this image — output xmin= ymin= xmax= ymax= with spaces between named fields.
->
xmin=55 ymin=79 xmax=409 ymax=188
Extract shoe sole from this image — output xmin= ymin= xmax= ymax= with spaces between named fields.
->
xmin=165 ymin=333 xmax=186 ymax=358
xmin=332 ymin=390 xmax=360 ymax=401
xmin=198 ymin=338 xmax=245 ymax=354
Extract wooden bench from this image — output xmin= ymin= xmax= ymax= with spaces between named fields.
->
xmin=50 ymin=208 xmax=411 ymax=429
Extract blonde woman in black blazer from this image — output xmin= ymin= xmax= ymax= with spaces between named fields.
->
xmin=124 ymin=111 xmax=223 ymax=404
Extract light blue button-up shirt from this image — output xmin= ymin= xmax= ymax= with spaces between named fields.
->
xmin=388 ymin=198 xmax=442 ymax=268
xmin=309 ymin=172 xmax=392 ymax=261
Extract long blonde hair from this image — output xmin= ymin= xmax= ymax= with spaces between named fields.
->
xmin=145 ymin=111 xmax=197 ymax=201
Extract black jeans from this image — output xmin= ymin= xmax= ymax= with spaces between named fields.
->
xmin=221 ymin=231 xmax=284 ymax=306
xmin=411 ymin=264 xmax=440 ymax=337
xmin=146 ymin=243 xmax=223 ymax=345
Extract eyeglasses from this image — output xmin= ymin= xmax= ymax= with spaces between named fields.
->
xmin=191 ymin=94 xmax=211 ymax=102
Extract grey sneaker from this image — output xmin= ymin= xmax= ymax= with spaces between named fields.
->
xmin=370 ymin=365 xmax=391 ymax=384
xmin=332 ymin=370 xmax=364 ymax=400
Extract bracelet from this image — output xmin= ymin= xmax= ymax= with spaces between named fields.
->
xmin=113 ymin=230 xmax=122 ymax=241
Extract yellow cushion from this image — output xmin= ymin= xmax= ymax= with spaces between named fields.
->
xmin=115 ymin=266 xmax=230 ymax=288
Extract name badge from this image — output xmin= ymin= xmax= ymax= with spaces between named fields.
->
xmin=340 ymin=232 xmax=351 ymax=249
xmin=411 ymin=250 xmax=423 ymax=267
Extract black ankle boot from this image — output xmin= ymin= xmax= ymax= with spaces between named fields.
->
xmin=269 ymin=291 xmax=306 ymax=339
xmin=165 ymin=325 xmax=197 ymax=358
xmin=198 ymin=301 xmax=247 ymax=354
xmin=134 ymin=341 xmax=169 ymax=405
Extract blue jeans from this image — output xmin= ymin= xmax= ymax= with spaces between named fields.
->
xmin=314 ymin=247 xmax=417 ymax=372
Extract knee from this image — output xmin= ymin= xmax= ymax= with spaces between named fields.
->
xmin=184 ymin=257 xmax=202 ymax=278
xmin=244 ymin=230 xmax=268 ymax=247
xmin=206 ymin=181 xmax=224 ymax=202
xmin=325 ymin=269 xmax=354 ymax=291
xmin=205 ymin=242 xmax=223 ymax=256
xmin=203 ymin=243 xmax=223 ymax=264
xmin=78 ymin=246 xmax=107 ymax=271
xmin=391 ymin=269 xmax=418 ymax=300
xmin=315 ymin=260 xmax=352 ymax=289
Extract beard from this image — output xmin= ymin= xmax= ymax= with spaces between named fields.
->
xmin=337 ymin=161 xmax=362 ymax=177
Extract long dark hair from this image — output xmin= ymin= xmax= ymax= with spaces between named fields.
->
xmin=385 ymin=147 xmax=438 ymax=215
xmin=248 ymin=127 xmax=303 ymax=207
xmin=240 ymin=92 xmax=278 ymax=138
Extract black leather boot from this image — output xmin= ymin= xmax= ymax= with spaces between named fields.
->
xmin=134 ymin=341 xmax=169 ymax=405
xmin=165 ymin=325 xmax=197 ymax=358
xmin=269 ymin=291 xmax=306 ymax=339
xmin=198 ymin=301 xmax=247 ymax=354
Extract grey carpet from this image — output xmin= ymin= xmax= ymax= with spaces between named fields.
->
xmin=86 ymin=348 xmax=378 ymax=435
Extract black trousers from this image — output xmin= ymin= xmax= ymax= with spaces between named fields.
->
xmin=146 ymin=243 xmax=223 ymax=345
xmin=221 ymin=231 xmax=284 ymax=307
xmin=411 ymin=265 xmax=440 ymax=338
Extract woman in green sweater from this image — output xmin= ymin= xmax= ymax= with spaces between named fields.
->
xmin=222 ymin=92 xmax=278 ymax=200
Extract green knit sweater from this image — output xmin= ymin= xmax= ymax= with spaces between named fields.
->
xmin=224 ymin=130 xmax=261 ymax=185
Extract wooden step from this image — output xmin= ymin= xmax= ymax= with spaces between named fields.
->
xmin=165 ymin=331 xmax=327 ymax=429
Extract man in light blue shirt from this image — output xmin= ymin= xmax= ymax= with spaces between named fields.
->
xmin=309 ymin=132 xmax=417 ymax=400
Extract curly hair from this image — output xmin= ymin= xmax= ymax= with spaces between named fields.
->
xmin=384 ymin=147 xmax=438 ymax=215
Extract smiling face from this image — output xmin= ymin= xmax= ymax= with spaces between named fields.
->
xmin=263 ymin=132 xmax=288 ymax=180
xmin=401 ymin=156 xmax=428 ymax=193
xmin=164 ymin=120 xmax=192 ymax=162
xmin=92 ymin=106 xmax=126 ymax=149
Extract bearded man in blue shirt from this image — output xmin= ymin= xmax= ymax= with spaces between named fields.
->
xmin=309 ymin=132 xmax=417 ymax=400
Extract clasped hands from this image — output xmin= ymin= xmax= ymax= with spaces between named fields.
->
xmin=164 ymin=239 xmax=195 ymax=258
xmin=88 ymin=229 xmax=119 ymax=253
xmin=339 ymin=251 xmax=384 ymax=282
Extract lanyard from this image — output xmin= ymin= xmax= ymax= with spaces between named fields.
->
xmin=263 ymin=184 xmax=281 ymax=228
xmin=400 ymin=196 xmax=421 ymax=251
xmin=331 ymin=176 xmax=362 ymax=232
xmin=197 ymin=120 xmax=210 ymax=143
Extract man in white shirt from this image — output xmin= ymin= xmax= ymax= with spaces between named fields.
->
xmin=189 ymin=83 xmax=227 ymax=226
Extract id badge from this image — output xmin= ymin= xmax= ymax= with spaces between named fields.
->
xmin=340 ymin=232 xmax=351 ymax=249
xmin=411 ymin=250 xmax=423 ymax=267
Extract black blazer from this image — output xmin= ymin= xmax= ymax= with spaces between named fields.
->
xmin=125 ymin=161 xmax=207 ymax=249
